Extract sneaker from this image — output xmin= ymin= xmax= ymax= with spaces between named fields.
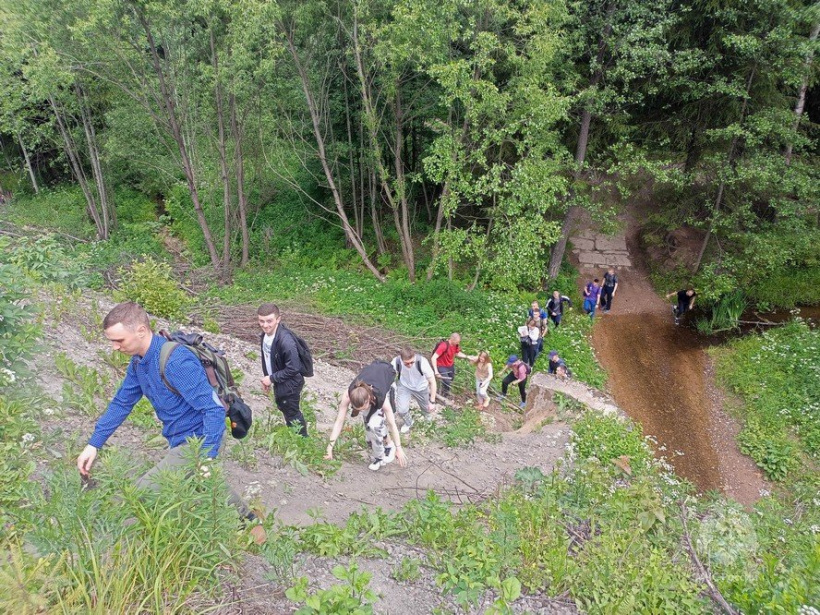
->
xmin=369 ymin=458 xmax=384 ymax=471
xmin=496 ymin=394 xmax=506 ymax=401
xmin=400 ymin=424 xmax=411 ymax=434
xmin=519 ymin=401 xmax=526 ymax=409
xmin=383 ymin=446 xmax=396 ymax=464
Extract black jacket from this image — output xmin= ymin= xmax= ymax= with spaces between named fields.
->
xmin=260 ymin=325 xmax=305 ymax=399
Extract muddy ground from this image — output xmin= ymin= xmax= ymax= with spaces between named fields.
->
xmin=576 ymin=210 xmax=767 ymax=506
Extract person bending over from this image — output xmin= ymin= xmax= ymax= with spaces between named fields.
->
xmin=76 ymin=302 xmax=264 ymax=544
xmin=325 ymin=361 xmax=408 ymax=471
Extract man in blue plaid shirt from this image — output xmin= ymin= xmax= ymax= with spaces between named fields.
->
xmin=76 ymin=302 xmax=265 ymax=544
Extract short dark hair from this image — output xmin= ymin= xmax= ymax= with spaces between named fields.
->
xmin=103 ymin=302 xmax=150 ymax=331
xmin=257 ymin=303 xmax=280 ymax=317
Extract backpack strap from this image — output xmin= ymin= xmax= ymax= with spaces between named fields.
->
xmin=159 ymin=341 xmax=181 ymax=396
xmin=416 ymin=354 xmax=423 ymax=375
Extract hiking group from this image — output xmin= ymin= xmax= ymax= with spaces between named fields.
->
xmin=74 ymin=273 xmax=622 ymax=543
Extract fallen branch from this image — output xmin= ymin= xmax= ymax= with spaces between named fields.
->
xmin=681 ymin=503 xmax=740 ymax=615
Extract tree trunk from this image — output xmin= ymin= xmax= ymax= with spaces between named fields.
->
xmin=17 ymin=132 xmax=39 ymax=194
xmin=547 ymin=9 xmax=613 ymax=281
xmin=136 ymin=8 xmax=221 ymax=271
xmin=230 ymin=94 xmax=250 ymax=266
xmin=370 ymin=170 xmax=386 ymax=255
xmin=211 ymin=29 xmax=233 ymax=279
xmin=284 ymin=29 xmax=385 ymax=282
xmin=785 ymin=21 xmax=820 ymax=166
xmin=76 ymin=83 xmax=112 ymax=239
xmin=426 ymin=182 xmax=448 ymax=281
xmin=693 ymin=67 xmax=756 ymax=274
xmin=49 ymin=95 xmax=104 ymax=238
xmin=351 ymin=10 xmax=415 ymax=281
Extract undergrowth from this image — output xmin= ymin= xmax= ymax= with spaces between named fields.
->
xmin=712 ymin=321 xmax=819 ymax=480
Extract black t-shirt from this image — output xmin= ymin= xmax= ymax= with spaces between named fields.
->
xmin=349 ymin=361 xmax=396 ymax=413
xmin=677 ymin=290 xmax=695 ymax=304
xmin=603 ymin=272 xmax=618 ymax=288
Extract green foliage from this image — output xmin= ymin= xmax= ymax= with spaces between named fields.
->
xmin=713 ymin=321 xmax=819 ymax=478
xmin=0 ymin=261 xmax=39 ymax=379
xmin=0 ymin=396 xmax=39 ymax=524
xmin=256 ymin=395 xmax=342 ymax=477
xmin=571 ymin=413 xmax=653 ymax=476
xmin=438 ymin=407 xmax=499 ymax=448
xmin=114 ymin=256 xmax=190 ymax=321
xmin=286 ymin=562 xmax=378 ymax=615
xmin=3 ymin=188 xmax=92 ymax=239
xmin=54 ymin=352 xmax=112 ymax=415
xmin=391 ymin=556 xmax=422 ymax=583
xmin=2 ymin=443 xmax=242 ymax=613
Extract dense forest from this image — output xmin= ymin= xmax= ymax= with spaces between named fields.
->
xmin=0 ymin=0 xmax=818 ymax=306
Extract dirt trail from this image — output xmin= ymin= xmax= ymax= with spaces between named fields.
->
xmin=573 ymin=213 xmax=766 ymax=505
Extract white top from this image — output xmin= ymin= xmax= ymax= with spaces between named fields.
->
xmin=527 ymin=325 xmax=540 ymax=343
xmin=262 ymin=332 xmax=275 ymax=374
xmin=392 ymin=355 xmax=434 ymax=392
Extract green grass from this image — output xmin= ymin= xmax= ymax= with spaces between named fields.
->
xmin=712 ymin=321 xmax=819 ymax=480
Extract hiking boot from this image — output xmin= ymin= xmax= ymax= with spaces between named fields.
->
xmin=369 ymin=458 xmax=384 ymax=471
xmin=400 ymin=424 xmax=411 ymax=434
xmin=383 ymin=446 xmax=396 ymax=464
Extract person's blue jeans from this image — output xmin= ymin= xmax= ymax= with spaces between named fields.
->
xmin=583 ymin=299 xmax=597 ymax=319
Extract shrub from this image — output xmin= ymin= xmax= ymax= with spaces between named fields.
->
xmin=115 ymin=256 xmax=190 ymax=321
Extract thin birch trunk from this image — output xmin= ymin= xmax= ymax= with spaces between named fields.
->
xmin=284 ymin=29 xmax=385 ymax=282
xmin=136 ymin=8 xmax=221 ymax=271
xmin=230 ymin=94 xmax=250 ymax=266
xmin=785 ymin=21 xmax=820 ymax=166
xmin=17 ymin=132 xmax=39 ymax=194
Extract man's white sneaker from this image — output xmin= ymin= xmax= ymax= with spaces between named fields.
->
xmin=383 ymin=446 xmax=396 ymax=464
xmin=400 ymin=424 xmax=411 ymax=434
xmin=369 ymin=459 xmax=384 ymax=471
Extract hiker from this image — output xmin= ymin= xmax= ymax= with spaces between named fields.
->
xmin=666 ymin=288 xmax=697 ymax=325
xmin=324 ymin=361 xmax=407 ymax=471
xmin=258 ymin=303 xmax=308 ymax=437
xmin=431 ymin=333 xmax=468 ymax=397
xmin=600 ymin=267 xmax=619 ymax=313
xmin=469 ymin=351 xmax=493 ymax=409
xmin=391 ymin=347 xmax=437 ymax=433
xmin=499 ymin=355 xmax=530 ymax=409
xmin=76 ymin=302 xmax=264 ymax=544
xmin=528 ymin=300 xmax=548 ymax=354
xmin=547 ymin=291 xmax=572 ymax=329
xmin=547 ymin=350 xmax=571 ymax=380
xmin=583 ymin=279 xmax=602 ymax=319
xmin=518 ymin=318 xmax=540 ymax=367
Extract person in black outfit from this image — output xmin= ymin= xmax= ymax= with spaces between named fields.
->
xmin=665 ymin=288 xmax=696 ymax=324
xmin=546 ymin=291 xmax=572 ymax=328
xmin=258 ymin=303 xmax=308 ymax=436
xmin=600 ymin=267 xmax=619 ymax=313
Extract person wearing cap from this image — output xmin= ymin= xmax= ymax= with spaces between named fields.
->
xmin=499 ymin=355 xmax=530 ymax=409
xmin=76 ymin=302 xmax=265 ymax=544
xmin=547 ymin=350 xmax=571 ymax=380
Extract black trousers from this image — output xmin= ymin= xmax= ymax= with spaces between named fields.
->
xmin=275 ymin=391 xmax=308 ymax=437
xmin=601 ymin=286 xmax=615 ymax=310
xmin=501 ymin=372 xmax=527 ymax=403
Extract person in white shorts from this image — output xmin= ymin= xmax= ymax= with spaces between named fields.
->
xmin=391 ymin=347 xmax=437 ymax=433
